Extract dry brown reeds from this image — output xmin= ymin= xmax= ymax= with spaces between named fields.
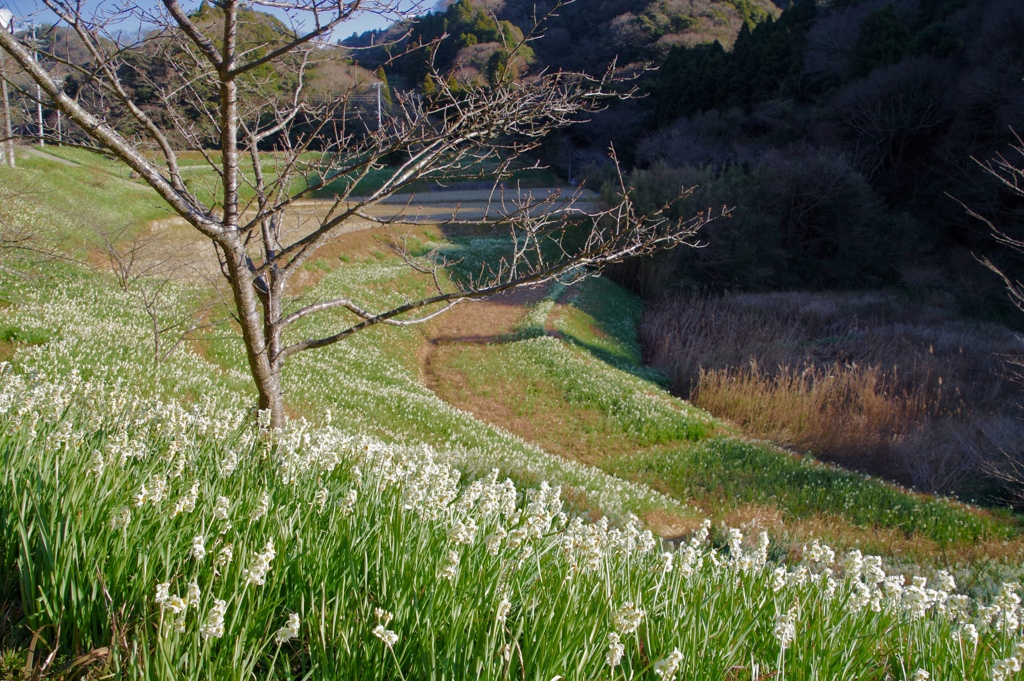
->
xmin=640 ymin=291 xmax=1024 ymax=495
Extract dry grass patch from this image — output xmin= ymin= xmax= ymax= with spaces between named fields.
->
xmin=695 ymin=361 xmax=945 ymax=478
xmin=641 ymin=291 xmax=1024 ymax=495
xmin=643 ymin=509 xmax=703 ymax=540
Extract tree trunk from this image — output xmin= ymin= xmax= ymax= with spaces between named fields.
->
xmin=223 ymin=240 xmax=285 ymax=427
xmin=1 ymin=58 xmax=14 ymax=168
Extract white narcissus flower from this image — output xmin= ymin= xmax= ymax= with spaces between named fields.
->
xmin=771 ymin=566 xmax=788 ymax=593
xmin=935 ymin=570 xmax=957 ymax=593
xmin=312 ymin=487 xmax=328 ymax=514
xmin=496 ymin=595 xmax=511 ymax=623
xmin=213 ymin=495 xmax=231 ymax=521
xmin=774 ymin=607 xmax=797 ymax=650
xmin=275 ymin=612 xmax=300 ymax=644
xmin=450 ymin=517 xmax=477 ymax=545
xmin=342 ymin=489 xmax=357 ymax=516
xmin=150 ymin=476 xmax=167 ymax=505
xmin=257 ymin=409 xmax=272 ymax=430
xmin=191 ymin=535 xmax=206 ymax=561
xmin=654 ymin=649 xmax=684 ymax=679
xmin=993 ymin=653 xmax=1024 ymax=681
xmin=243 ymin=539 xmax=276 ymax=586
xmin=438 ymin=550 xmax=459 ymax=581
xmin=111 ymin=507 xmax=131 ymax=530
xmin=613 ymin=601 xmax=645 ymax=635
xmin=90 ymin=450 xmax=105 ymax=477
xmin=219 ymin=451 xmax=238 ymax=477
xmin=215 ymin=544 xmax=233 ymax=568
xmin=172 ymin=482 xmax=199 ymax=517
xmin=952 ymin=623 xmax=978 ymax=650
xmin=485 ymin=526 xmax=506 ymax=555
xmin=133 ymin=483 xmax=150 ymax=508
xmin=605 ymin=632 xmax=624 ymax=667
xmin=372 ymin=624 xmax=398 ymax=647
xmin=164 ymin=594 xmax=187 ymax=616
xmin=201 ymin=599 xmax=227 ymax=640
xmin=186 ymin=581 xmax=201 ymax=607
xmin=251 ymin=492 xmax=270 ymax=521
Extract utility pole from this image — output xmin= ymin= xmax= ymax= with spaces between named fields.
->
xmin=375 ymin=81 xmax=382 ymax=132
xmin=53 ymin=75 xmax=64 ymax=146
xmin=0 ymin=8 xmax=14 ymax=167
xmin=0 ymin=70 xmax=10 ymax=166
xmin=32 ymin=24 xmax=43 ymax=147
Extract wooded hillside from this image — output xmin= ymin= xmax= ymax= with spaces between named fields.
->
xmin=347 ymin=0 xmax=1024 ymax=318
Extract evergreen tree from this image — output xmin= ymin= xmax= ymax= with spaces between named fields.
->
xmin=853 ymin=5 xmax=914 ymax=76
xmin=398 ymin=0 xmax=532 ymax=92
xmin=375 ymin=67 xmax=393 ymax=109
xmin=656 ymin=0 xmax=815 ymax=123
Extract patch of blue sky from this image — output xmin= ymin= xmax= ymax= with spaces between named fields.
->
xmin=0 ymin=0 xmax=424 ymax=44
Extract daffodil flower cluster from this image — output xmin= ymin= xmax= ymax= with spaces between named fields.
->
xmin=372 ymin=608 xmax=398 ymax=647
xmin=4 ymin=369 xmax=1024 ymax=680
xmin=155 ymin=580 xmax=201 ymax=633
xmin=243 ymin=539 xmax=277 ymax=586
xmin=275 ymin=613 xmax=301 ymax=645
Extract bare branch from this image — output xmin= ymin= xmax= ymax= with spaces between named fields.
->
xmin=160 ymin=0 xmax=223 ymax=69
xmin=279 ymin=164 xmax=721 ymax=361
xmin=0 ymin=0 xmax=709 ymax=427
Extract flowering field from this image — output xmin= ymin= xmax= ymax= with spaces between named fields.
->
xmin=2 ymin=151 xmax=1024 ymax=678
xmin=3 ymin=370 xmax=1024 ymax=679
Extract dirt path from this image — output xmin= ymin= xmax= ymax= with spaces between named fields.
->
xmin=416 ymin=286 xmax=699 ymax=538
xmin=128 ymin=187 xmax=593 ymax=283
xmin=418 ymin=285 xmax=551 ymax=392
xmin=417 ymin=284 xmax=594 ymax=456
xmin=376 ymin=187 xmax=599 ymax=222
xmin=21 ymin=147 xmax=81 ymax=166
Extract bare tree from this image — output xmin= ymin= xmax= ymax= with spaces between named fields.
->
xmin=965 ymin=131 xmax=1024 ymax=503
xmin=99 ymin=225 xmax=215 ymax=366
xmin=0 ymin=0 xmax=716 ymax=427
xmin=975 ymin=132 xmax=1024 ymax=318
xmin=833 ymin=57 xmax=953 ymax=187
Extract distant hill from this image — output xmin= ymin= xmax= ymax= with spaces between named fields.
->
xmin=486 ymin=0 xmax=784 ymax=71
xmin=13 ymin=8 xmax=379 ymax=148
xmin=344 ymin=0 xmax=785 ymax=84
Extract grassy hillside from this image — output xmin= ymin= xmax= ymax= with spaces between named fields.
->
xmin=423 ymin=260 xmax=1023 ymax=573
xmin=2 ymin=149 xmax=1024 ymax=679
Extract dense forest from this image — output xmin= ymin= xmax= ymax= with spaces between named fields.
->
xmin=349 ymin=0 xmax=1024 ymax=320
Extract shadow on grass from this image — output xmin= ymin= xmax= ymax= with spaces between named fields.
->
xmin=544 ymin=327 xmax=671 ymax=388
